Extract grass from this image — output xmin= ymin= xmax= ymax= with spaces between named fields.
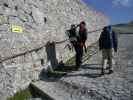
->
xmin=7 ymin=88 xmax=32 ymax=100
xmin=46 ymin=42 xmax=98 ymax=77
xmin=51 ymin=42 xmax=98 ymax=73
xmin=65 ymin=42 xmax=97 ymax=66
xmin=112 ymin=27 xmax=133 ymax=34
xmin=65 ymin=56 xmax=75 ymax=66
xmin=47 ymin=70 xmax=67 ymax=77
xmin=112 ymin=22 xmax=133 ymax=34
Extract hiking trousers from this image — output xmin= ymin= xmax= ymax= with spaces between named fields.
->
xmin=74 ymin=44 xmax=83 ymax=67
xmin=102 ymin=49 xmax=113 ymax=70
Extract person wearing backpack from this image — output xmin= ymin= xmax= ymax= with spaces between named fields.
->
xmin=72 ymin=21 xmax=88 ymax=68
xmin=78 ymin=21 xmax=88 ymax=53
xmin=66 ymin=24 xmax=78 ymax=49
xmin=66 ymin=24 xmax=81 ymax=68
xmin=99 ymin=26 xmax=118 ymax=75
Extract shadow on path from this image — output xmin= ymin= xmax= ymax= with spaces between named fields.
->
xmin=64 ymin=73 xmax=102 ymax=78
xmin=39 ymin=63 xmax=103 ymax=81
xmin=62 ymin=64 xmax=103 ymax=78
xmin=81 ymin=64 xmax=102 ymax=70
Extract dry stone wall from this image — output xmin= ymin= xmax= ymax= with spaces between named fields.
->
xmin=0 ymin=0 xmax=109 ymax=98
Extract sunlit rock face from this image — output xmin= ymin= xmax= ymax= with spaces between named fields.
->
xmin=0 ymin=0 xmax=108 ymax=62
xmin=0 ymin=0 xmax=109 ymax=98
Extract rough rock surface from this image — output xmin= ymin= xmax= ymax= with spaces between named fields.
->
xmin=0 ymin=61 xmax=43 ymax=99
xmin=0 ymin=0 xmax=108 ymax=98
xmin=0 ymin=0 xmax=108 ymax=63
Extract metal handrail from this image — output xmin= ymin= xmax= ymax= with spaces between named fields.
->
xmin=0 ymin=28 xmax=103 ymax=63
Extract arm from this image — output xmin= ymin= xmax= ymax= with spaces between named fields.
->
xmin=112 ymin=31 xmax=118 ymax=52
xmin=99 ymin=32 xmax=103 ymax=50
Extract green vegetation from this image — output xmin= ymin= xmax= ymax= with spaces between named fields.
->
xmin=65 ymin=42 xmax=97 ymax=66
xmin=47 ymin=70 xmax=67 ymax=77
xmin=65 ymin=56 xmax=75 ymax=66
xmin=112 ymin=21 xmax=133 ymax=34
xmin=7 ymin=88 xmax=32 ymax=100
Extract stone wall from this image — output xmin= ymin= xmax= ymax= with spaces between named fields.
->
xmin=0 ymin=0 xmax=109 ymax=63
xmin=0 ymin=0 xmax=109 ymax=98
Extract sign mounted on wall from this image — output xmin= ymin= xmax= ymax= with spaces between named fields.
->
xmin=11 ymin=25 xmax=23 ymax=33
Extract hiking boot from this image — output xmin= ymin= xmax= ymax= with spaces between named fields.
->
xmin=108 ymin=70 xmax=114 ymax=74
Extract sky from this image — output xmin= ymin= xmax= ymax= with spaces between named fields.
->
xmin=83 ymin=0 xmax=133 ymax=25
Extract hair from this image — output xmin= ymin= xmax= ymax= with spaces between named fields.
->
xmin=103 ymin=26 xmax=108 ymax=31
xmin=80 ymin=21 xmax=86 ymax=25
xmin=71 ymin=24 xmax=76 ymax=29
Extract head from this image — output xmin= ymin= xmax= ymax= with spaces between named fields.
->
xmin=107 ymin=25 xmax=112 ymax=33
xmin=103 ymin=26 xmax=108 ymax=31
xmin=71 ymin=24 xmax=76 ymax=29
xmin=103 ymin=25 xmax=112 ymax=32
xmin=80 ymin=21 xmax=86 ymax=28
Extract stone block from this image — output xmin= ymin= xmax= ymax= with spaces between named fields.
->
xmin=0 ymin=15 xmax=8 ymax=25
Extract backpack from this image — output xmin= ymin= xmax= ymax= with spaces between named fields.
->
xmin=66 ymin=27 xmax=77 ymax=42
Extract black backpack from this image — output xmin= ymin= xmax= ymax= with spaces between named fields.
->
xmin=66 ymin=25 xmax=77 ymax=38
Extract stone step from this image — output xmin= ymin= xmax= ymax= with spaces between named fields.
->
xmin=30 ymin=79 xmax=94 ymax=100
xmin=30 ymin=81 xmax=74 ymax=100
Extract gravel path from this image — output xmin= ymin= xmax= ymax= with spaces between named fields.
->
xmin=34 ymin=34 xmax=133 ymax=100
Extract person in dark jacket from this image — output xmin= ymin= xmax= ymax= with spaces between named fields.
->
xmin=74 ymin=21 xmax=88 ymax=68
xmin=68 ymin=24 xmax=78 ymax=47
xmin=99 ymin=25 xmax=118 ymax=75
xmin=78 ymin=21 xmax=88 ymax=53
xmin=65 ymin=24 xmax=78 ymax=50
xmin=66 ymin=24 xmax=82 ymax=68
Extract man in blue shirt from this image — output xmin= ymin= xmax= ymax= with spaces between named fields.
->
xmin=99 ymin=26 xmax=118 ymax=75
